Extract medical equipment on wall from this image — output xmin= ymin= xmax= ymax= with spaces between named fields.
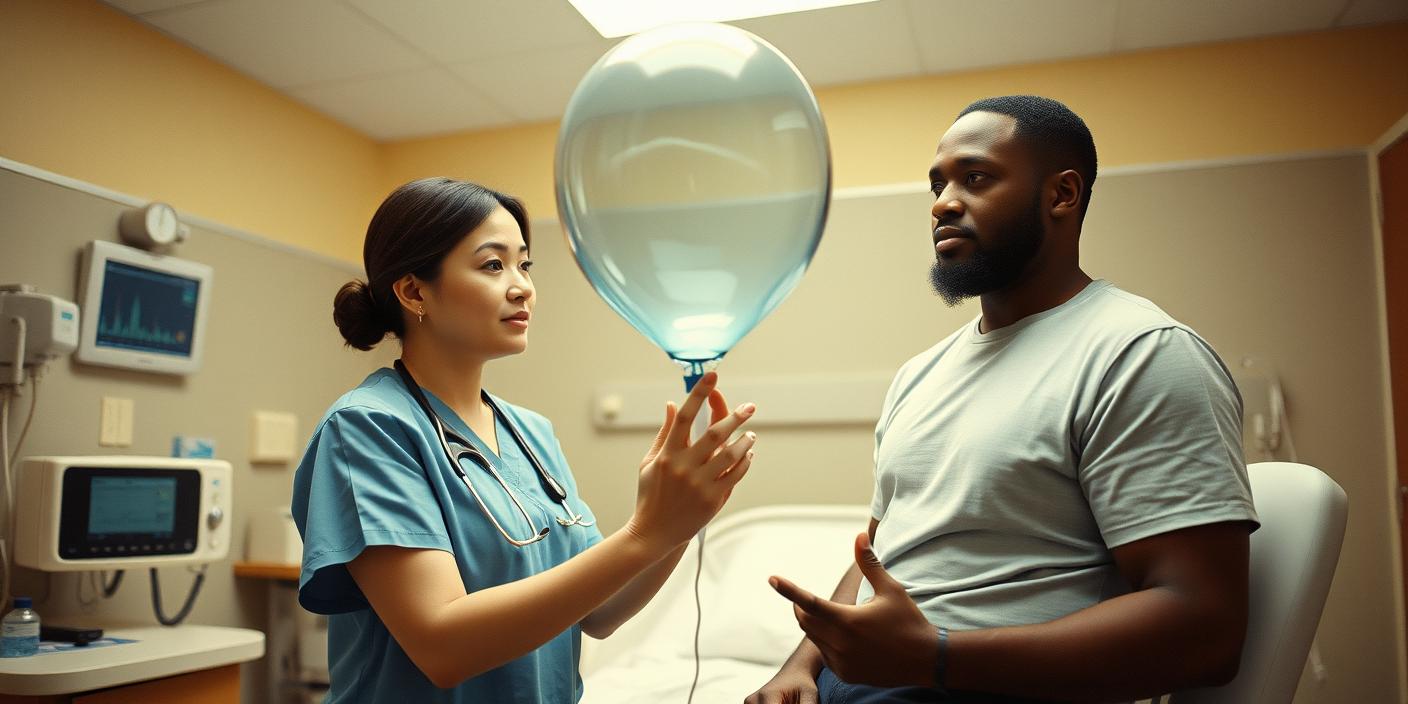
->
xmin=556 ymin=23 xmax=830 ymax=703
xmin=14 ymin=456 xmax=230 ymax=570
xmin=0 ymin=284 xmax=79 ymax=617
xmin=1235 ymin=356 xmax=1298 ymax=463
xmin=118 ymin=202 xmax=189 ymax=250
xmin=394 ymin=360 xmax=594 ymax=547
xmin=13 ymin=456 xmax=231 ymax=626
xmin=75 ymin=240 xmax=213 ymax=376
xmin=0 ymin=285 xmax=79 ymax=382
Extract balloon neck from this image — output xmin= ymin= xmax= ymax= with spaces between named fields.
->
xmin=674 ymin=355 xmax=724 ymax=392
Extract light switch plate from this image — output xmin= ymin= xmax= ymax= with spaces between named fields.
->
xmin=99 ymin=396 xmax=133 ymax=447
xmin=251 ymin=410 xmax=299 ymax=464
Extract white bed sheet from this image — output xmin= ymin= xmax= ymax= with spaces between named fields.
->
xmin=582 ymin=653 xmax=778 ymax=704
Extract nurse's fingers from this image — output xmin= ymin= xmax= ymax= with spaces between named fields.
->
xmin=644 ymin=401 xmax=677 ymax=461
xmin=704 ymin=431 xmax=756 ymax=480
xmin=707 ymin=388 xmax=729 ymax=426
xmin=716 ymin=446 xmax=754 ymax=484
xmin=686 ymin=401 xmax=756 ymax=465
xmin=665 ymin=371 xmax=718 ymax=450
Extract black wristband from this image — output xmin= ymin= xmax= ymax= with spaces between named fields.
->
xmin=934 ymin=625 xmax=950 ymax=693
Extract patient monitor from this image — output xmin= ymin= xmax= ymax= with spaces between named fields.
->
xmin=14 ymin=456 xmax=231 ymax=571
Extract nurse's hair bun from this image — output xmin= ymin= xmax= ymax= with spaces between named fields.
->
xmin=333 ymin=279 xmax=389 ymax=351
xmin=336 ymin=177 xmax=531 ymax=353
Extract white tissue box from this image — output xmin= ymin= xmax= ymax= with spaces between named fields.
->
xmin=246 ymin=507 xmax=302 ymax=565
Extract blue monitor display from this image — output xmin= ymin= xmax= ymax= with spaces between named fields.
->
xmin=95 ymin=260 xmax=200 ymax=357
xmin=88 ymin=477 xmax=177 ymax=537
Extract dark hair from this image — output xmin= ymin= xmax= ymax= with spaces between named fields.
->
xmin=333 ymin=177 xmax=530 ymax=350
xmin=957 ymin=95 xmax=1098 ymax=217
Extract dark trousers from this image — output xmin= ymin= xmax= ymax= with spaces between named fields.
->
xmin=816 ymin=667 xmax=1051 ymax=704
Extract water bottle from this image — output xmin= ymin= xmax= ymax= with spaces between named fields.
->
xmin=1 ymin=597 xmax=40 ymax=657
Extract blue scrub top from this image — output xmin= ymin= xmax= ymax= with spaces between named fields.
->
xmin=291 ymin=368 xmax=604 ymax=703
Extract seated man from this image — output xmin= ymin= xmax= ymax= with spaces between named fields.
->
xmin=747 ymin=95 xmax=1258 ymax=704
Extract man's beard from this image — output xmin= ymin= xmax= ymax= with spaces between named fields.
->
xmin=928 ymin=194 xmax=1045 ymax=306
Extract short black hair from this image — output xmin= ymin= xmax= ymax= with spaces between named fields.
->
xmin=957 ymin=95 xmax=1097 ymax=217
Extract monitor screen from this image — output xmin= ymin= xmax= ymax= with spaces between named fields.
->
xmin=59 ymin=466 xmax=201 ymax=559
xmin=87 ymin=476 xmax=177 ymax=537
xmin=94 ymin=260 xmax=201 ymax=357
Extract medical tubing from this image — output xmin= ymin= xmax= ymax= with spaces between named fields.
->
xmin=150 ymin=565 xmax=206 ymax=626
xmin=1 ymin=387 xmax=11 ymax=609
xmin=7 ymin=369 xmax=38 ymax=468
xmin=687 ymin=525 xmax=706 ymax=704
xmin=103 ymin=570 xmax=124 ymax=598
xmin=685 ymin=407 xmax=711 ymax=704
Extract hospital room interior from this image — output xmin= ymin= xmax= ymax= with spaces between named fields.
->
xmin=2 ymin=0 xmax=1408 ymax=702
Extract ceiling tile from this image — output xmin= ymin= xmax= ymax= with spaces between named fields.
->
xmin=905 ymin=0 xmax=1120 ymax=75
xmin=347 ymin=0 xmax=602 ymax=65
xmin=103 ymin=0 xmax=209 ymax=14
xmin=449 ymin=41 xmax=612 ymax=123
xmin=731 ymin=0 xmax=924 ymax=87
xmin=104 ymin=0 xmax=1394 ymax=140
xmin=140 ymin=0 xmax=428 ymax=88
xmin=1114 ymin=0 xmax=1345 ymax=51
xmin=287 ymin=67 xmax=515 ymax=140
xmin=1337 ymin=0 xmax=1408 ymax=26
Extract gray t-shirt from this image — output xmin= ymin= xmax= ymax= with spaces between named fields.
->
xmin=856 ymin=279 xmax=1259 ymax=630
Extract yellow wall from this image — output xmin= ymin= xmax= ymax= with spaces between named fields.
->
xmin=3 ymin=2 xmax=1406 ymax=263
xmin=0 ymin=0 xmax=384 ymax=264
xmin=386 ymin=22 xmax=1408 ymax=216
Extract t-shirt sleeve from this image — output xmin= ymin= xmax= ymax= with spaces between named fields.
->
xmin=295 ymin=406 xmax=454 ymax=614
xmin=870 ymin=367 xmax=907 ymax=521
xmin=1078 ymin=328 xmax=1259 ymax=548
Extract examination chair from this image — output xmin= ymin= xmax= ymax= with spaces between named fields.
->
xmin=1167 ymin=461 xmax=1349 ymax=704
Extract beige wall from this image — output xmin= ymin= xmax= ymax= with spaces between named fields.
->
xmin=0 ymin=0 xmax=385 ymax=264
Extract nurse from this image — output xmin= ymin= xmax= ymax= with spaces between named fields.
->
xmin=292 ymin=177 xmax=758 ymax=703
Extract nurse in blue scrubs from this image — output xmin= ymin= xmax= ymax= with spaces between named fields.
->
xmin=291 ymin=177 xmax=758 ymax=703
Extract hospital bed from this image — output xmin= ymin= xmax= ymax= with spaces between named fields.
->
xmin=580 ymin=504 xmax=871 ymax=704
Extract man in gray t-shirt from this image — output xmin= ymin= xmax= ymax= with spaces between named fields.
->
xmin=748 ymin=96 xmax=1258 ymax=704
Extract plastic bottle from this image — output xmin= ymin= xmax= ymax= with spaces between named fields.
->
xmin=1 ymin=597 xmax=40 ymax=657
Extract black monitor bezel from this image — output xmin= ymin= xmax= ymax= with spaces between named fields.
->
xmin=58 ymin=466 xmax=202 ymax=561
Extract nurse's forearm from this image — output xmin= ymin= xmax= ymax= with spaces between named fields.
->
xmin=581 ymin=541 xmax=689 ymax=638
xmin=349 ymin=527 xmax=675 ymax=689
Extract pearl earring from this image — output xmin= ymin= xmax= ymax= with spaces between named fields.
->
xmin=417 ymin=308 xmax=425 ymax=323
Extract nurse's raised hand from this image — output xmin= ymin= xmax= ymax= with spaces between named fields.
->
xmin=628 ymin=371 xmax=757 ymax=554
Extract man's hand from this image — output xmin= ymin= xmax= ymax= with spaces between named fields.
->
xmin=769 ymin=532 xmax=938 ymax=688
xmin=742 ymin=665 xmax=820 ymax=704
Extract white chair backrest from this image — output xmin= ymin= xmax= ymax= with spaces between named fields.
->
xmin=1171 ymin=462 xmax=1348 ymax=704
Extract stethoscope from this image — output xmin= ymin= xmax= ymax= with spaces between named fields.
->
xmin=394 ymin=359 xmax=594 ymax=547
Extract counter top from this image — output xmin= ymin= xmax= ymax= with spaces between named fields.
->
xmin=0 ymin=623 xmax=264 ymax=695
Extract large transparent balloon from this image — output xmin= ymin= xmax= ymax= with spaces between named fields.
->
xmin=556 ymin=23 xmax=831 ymax=386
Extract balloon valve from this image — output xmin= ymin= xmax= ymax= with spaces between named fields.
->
xmin=675 ymin=357 xmax=722 ymax=391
